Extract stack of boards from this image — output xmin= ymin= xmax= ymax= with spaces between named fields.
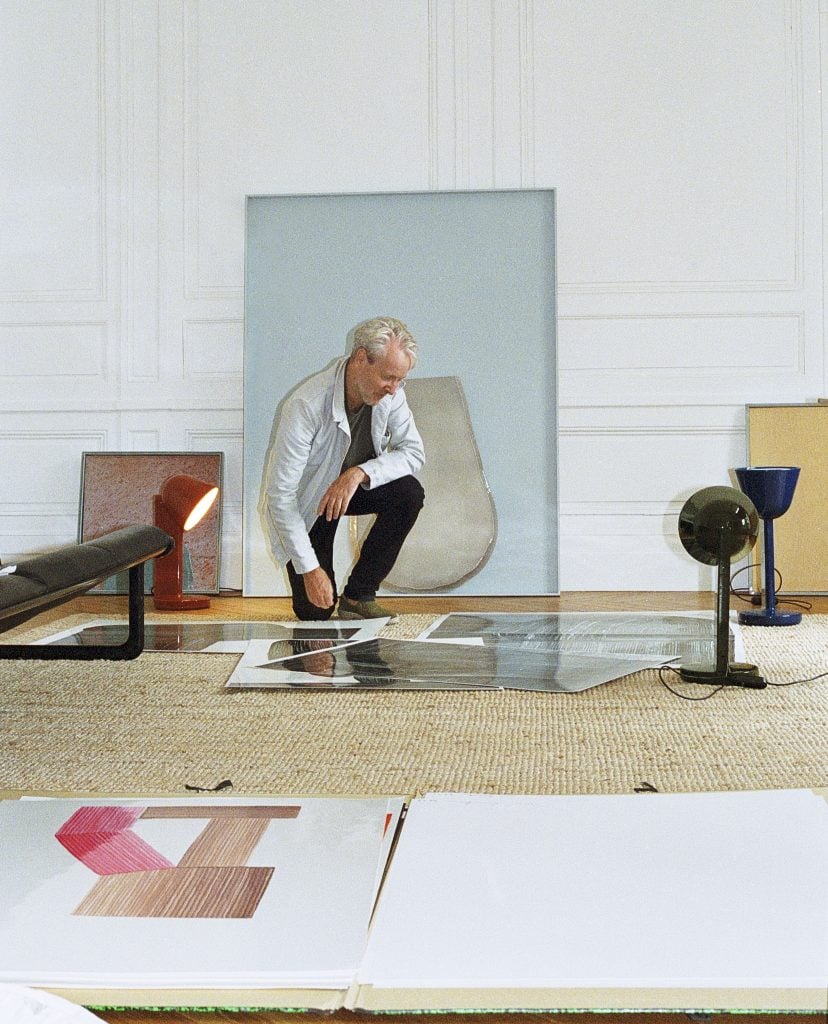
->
xmin=0 ymin=788 xmax=826 ymax=1014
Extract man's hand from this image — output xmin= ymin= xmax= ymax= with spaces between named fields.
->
xmin=317 ymin=466 xmax=368 ymax=522
xmin=303 ymin=566 xmax=335 ymax=609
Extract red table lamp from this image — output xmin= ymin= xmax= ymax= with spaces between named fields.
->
xmin=152 ymin=474 xmax=219 ymax=610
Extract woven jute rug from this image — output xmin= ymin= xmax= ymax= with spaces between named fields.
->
xmin=2 ymin=612 xmax=827 ymax=798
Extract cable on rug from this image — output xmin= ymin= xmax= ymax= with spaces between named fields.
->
xmin=765 ymin=670 xmax=828 ymax=688
xmin=730 ymin=563 xmax=813 ymax=613
xmin=657 ymin=665 xmax=724 ymax=701
xmin=658 ymin=664 xmax=828 ymax=701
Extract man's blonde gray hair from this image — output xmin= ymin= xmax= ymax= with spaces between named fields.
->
xmin=352 ymin=316 xmax=418 ymax=366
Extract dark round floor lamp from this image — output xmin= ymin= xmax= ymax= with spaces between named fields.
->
xmin=677 ymin=485 xmax=765 ymax=688
xmin=734 ymin=466 xmax=801 ymax=627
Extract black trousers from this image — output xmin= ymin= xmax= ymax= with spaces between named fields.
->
xmin=286 ymin=474 xmax=424 ymax=621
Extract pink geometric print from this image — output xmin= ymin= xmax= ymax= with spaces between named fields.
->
xmin=55 ymin=806 xmax=174 ymax=875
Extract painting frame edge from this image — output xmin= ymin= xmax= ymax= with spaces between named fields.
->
xmin=78 ymin=450 xmax=224 ymax=596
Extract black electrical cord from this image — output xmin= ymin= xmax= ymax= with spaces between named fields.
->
xmin=729 ymin=563 xmax=812 ymax=612
xmin=658 ymin=665 xmax=724 ymax=701
xmin=658 ymin=663 xmax=828 ymax=700
xmin=729 ymin=561 xmax=765 ymax=605
xmin=765 ymin=669 xmax=828 ymax=688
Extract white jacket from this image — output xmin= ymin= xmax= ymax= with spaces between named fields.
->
xmin=259 ymin=357 xmax=425 ymax=574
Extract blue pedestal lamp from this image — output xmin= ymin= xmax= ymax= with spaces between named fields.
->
xmin=734 ymin=466 xmax=801 ymax=627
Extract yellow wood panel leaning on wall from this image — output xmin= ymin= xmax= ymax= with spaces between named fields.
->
xmin=746 ymin=404 xmax=828 ymax=595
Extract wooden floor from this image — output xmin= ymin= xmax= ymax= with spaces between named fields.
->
xmin=30 ymin=591 xmax=828 ymax=1024
xmin=90 ymin=1011 xmax=828 ymax=1024
xmin=69 ymin=588 xmax=828 ymax=620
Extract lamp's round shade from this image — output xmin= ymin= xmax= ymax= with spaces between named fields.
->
xmin=158 ymin=474 xmax=219 ymax=532
xmin=734 ymin=466 xmax=800 ymax=519
xmin=678 ymin=486 xmax=759 ymax=567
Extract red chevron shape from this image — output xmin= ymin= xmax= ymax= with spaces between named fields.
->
xmin=56 ymin=806 xmax=174 ymax=875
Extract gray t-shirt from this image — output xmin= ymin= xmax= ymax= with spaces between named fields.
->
xmin=342 ymin=402 xmax=375 ymax=471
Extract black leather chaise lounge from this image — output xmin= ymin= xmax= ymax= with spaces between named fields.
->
xmin=0 ymin=525 xmax=172 ymax=660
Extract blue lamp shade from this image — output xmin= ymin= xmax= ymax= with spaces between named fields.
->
xmin=734 ymin=466 xmax=799 ymax=519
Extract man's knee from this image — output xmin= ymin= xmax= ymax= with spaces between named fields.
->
xmin=392 ymin=474 xmax=425 ymax=512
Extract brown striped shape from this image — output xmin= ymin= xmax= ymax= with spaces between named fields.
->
xmin=140 ymin=805 xmax=300 ymax=819
xmin=177 ymin=818 xmax=271 ymax=868
xmin=70 ymin=804 xmax=300 ymax=917
xmin=75 ymin=866 xmax=274 ymax=918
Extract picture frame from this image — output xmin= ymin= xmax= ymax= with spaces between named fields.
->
xmin=79 ymin=451 xmax=223 ymax=595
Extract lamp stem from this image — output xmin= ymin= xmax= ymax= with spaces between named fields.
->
xmin=152 ymin=495 xmax=211 ymax=611
xmin=714 ymin=534 xmax=731 ymax=680
xmin=679 ymin=523 xmax=765 ymax=687
xmin=762 ymin=518 xmax=777 ymax=615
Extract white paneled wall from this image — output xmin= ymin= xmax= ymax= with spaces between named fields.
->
xmin=1 ymin=0 xmax=825 ymax=590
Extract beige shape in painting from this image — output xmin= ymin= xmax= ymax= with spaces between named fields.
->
xmin=352 ymin=376 xmax=496 ymax=591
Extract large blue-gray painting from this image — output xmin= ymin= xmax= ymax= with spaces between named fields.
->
xmin=243 ymin=189 xmax=558 ymax=596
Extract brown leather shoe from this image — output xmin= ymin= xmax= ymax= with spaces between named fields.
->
xmin=337 ymin=596 xmax=398 ymax=621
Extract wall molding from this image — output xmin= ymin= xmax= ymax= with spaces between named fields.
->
xmin=0 ymin=502 xmax=80 ymax=517
xmin=0 ymin=0 xmax=108 ymax=303
xmin=560 ymin=500 xmax=685 ymax=516
xmin=126 ymin=429 xmax=161 ymax=450
xmin=123 ymin=0 xmax=162 ymax=384
xmin=182 ymin=317 xmax=244 ymax=379
xmin=428 ymin=0 xmax=440 ymax=188
xmin=518 ymin=0 xmax=535 ymax=188
xmin=453 ymin=0 xmax=470 ymax=187
xmin=558 ymin=311 xmax=806 ymax=376
xmin=181 ymin=0 xmax=244 ymax=301
xmin=182 ymin=0 xmax=209 ymax=300
xmin=558 ymin=0 xmax=805 ymax=296
xmin=0 ymin=321 xmax=109 ymax=380
xmin=0 ymin=429 xmax=109 ymax=444
xmin=559 ymin=425 xmax=742 ymax=438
